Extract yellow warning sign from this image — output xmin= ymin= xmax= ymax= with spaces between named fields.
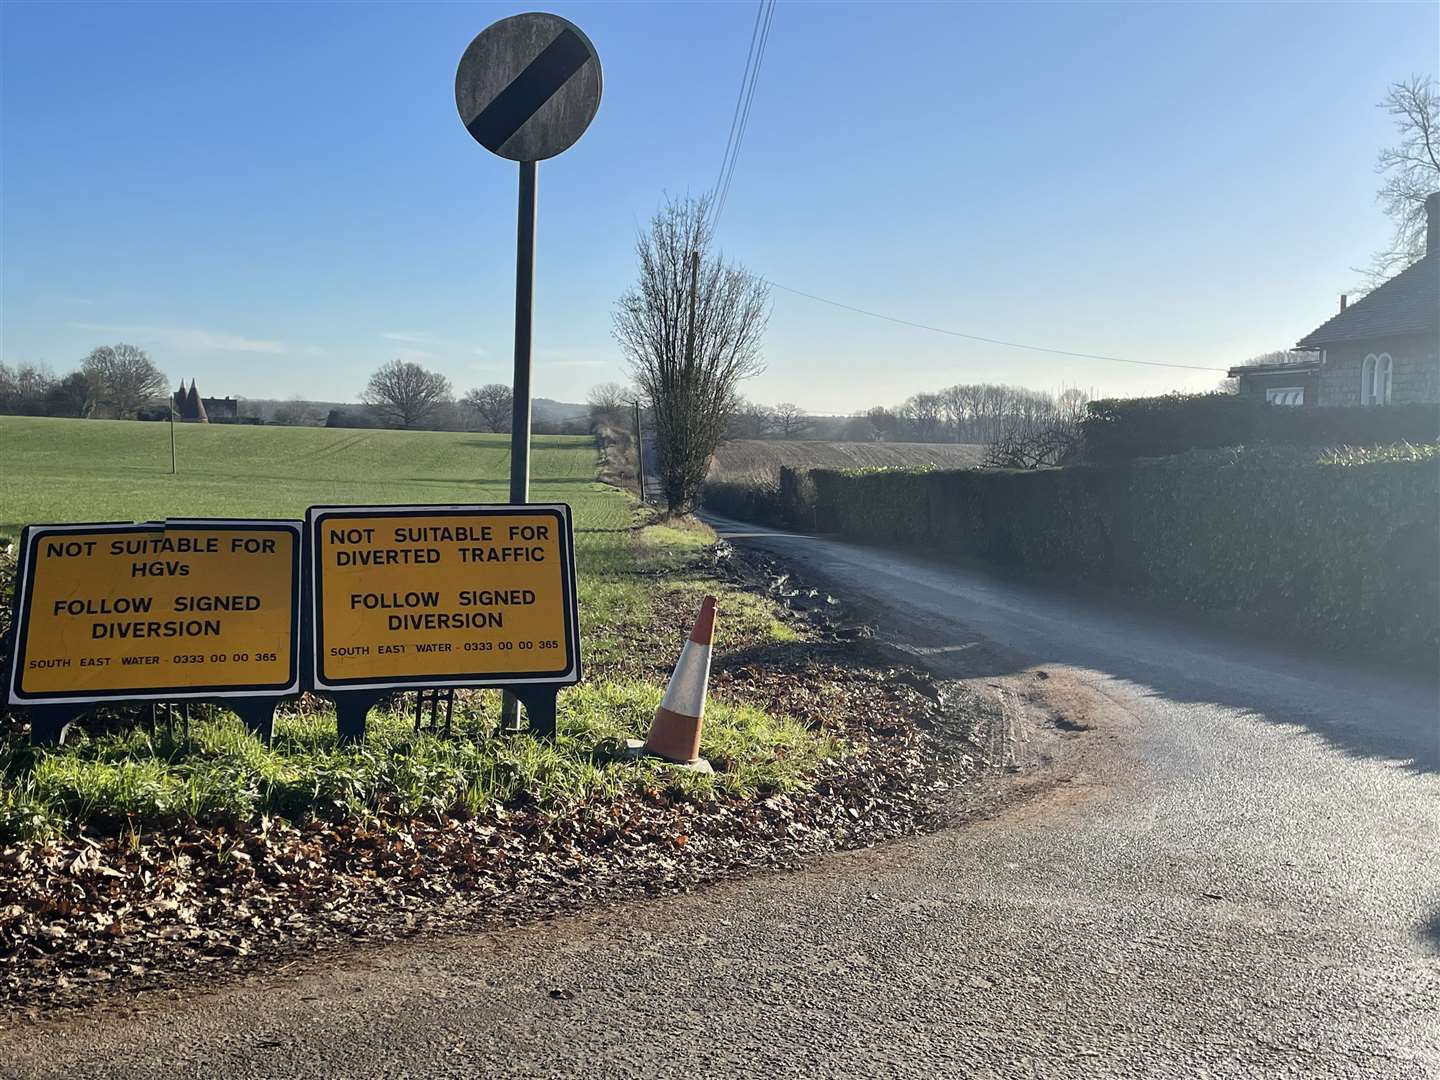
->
xmin=8 ymin=520 xmax=302 ymax=705
xmin=308 ymin=504 xmax=580 ymax=691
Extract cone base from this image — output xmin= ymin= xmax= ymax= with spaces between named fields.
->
xmin=623 ymin=739 xmax=713 ymax=774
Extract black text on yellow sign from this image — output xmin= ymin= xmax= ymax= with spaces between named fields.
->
xmin=7 ymin=519 xmax=302 ymax=706
xmin=308 ymin=504 xmax=581 ymax=692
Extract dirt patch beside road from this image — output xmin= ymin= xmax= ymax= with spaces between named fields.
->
xmin=707 ymin=527 xmax=1148 ymax=819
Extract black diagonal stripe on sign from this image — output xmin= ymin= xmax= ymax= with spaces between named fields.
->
xmin=467 ymin=28 xmax=591 ymax=151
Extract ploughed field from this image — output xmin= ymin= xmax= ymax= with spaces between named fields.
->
xmin=708 ymin=438 xmax=985 ymax=486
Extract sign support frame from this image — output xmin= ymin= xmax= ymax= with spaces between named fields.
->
xmin=28 ymin=704 xmax=80 ymax=747
xmin=333 ymin=690 xmax=385 ymax=746
xmin=306 ymin=502 xmax=581 ymax=743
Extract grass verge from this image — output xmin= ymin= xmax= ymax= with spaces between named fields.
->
xmin=0 ymin=418 xmax=992 ymax=1012
xmin=0 ymin=416 xmax=838 ymax=844
xmin=0 ymin=510 xmax=837 ymax=842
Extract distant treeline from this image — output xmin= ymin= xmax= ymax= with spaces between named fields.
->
xmin=281 ymin=398 xmax=593 ymax=434
xmin=0 ymin=348 xmax=170 ymax=421
xmin=727 ymin=384 xmax=1089 ymax=445
xmin=0 ymin=361 xmax=594 ymax=435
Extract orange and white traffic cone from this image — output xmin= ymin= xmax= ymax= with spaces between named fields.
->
xmin=627 ymin=595 xmax=717 ymax=773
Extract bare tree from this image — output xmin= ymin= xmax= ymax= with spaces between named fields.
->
xmin=865 ymin=405 xmax=902 ymax=441
xmin=586 ymin=381 xmax=631 ymax=426
xmin=982 ymin=387 xmax=1087 ymax=469
xmin=862 ymin=383 xmax=1089 ymax=451
xmin=461 ymin=383 xmax=513 ymax=432
xmin=726 ymin=397 xmax=777 ymax=439
xmin=773 ymin=402 xmax=811 ymax=439
xmin=271 ymin=398 xmax=324 ymax=426
xmin=982 ymin=421 xmax=1079 ymax=470
xmin=362 ymin=359 xmax=453 ymax=429
xmin=1363 ymin=75 xmax=1440 ymax=286
xmin=900 ymin=392 xmax=945 ymax=441
xmin=0 ymin=362 xmax=56 ymax=416
xmin=584 ymin=385 xmax=630 ymax=434
xmin=81 ymin=344 xmax=167 ymax=419
xmin=45 ymin=370 xmax=97 ymax=418
xmin=1055 ymin=386 xmax=1090 ymax=421
xmin=840 ymin=413 xmax=880 ymax=441
xmin=938 ymin=383 xmax=981 ymax=443
xmin=613 ymin=194 xmax=769 ymax=513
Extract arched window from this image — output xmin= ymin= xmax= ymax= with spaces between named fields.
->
xmin=1361 ymin=354 xmax=1377 ymax=405
xmin=1375 ymin=353 xmax=1393 ymax=405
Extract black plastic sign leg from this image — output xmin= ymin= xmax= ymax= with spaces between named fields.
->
xmin=511 ymin=686 xmax=559 ymax=739
xmin=30 ymin=706 xmax=82 ymax=747
xmin=333 ymin=692 xmax=385 ymax=746
xmin=231 ymin=699 xmax=278 ymax=747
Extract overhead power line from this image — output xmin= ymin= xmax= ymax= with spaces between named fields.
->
xmin=763 ymin=281 xmax=1230 ymax=373
xmin=710 ymin=0 xmax=775 ymax=232
xmin=702 ymin=5 xmax=1221 ymax=377
xmin=710 ymin=2 xmax=763 ymax=215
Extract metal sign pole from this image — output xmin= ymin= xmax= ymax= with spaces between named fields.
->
xmin=455 ymin=11 xmax=602 ymax=738
xmin=501 ymin=159 xmax=537 ymax=732
xmin=509 ymin=160 xmax=537 ymax=506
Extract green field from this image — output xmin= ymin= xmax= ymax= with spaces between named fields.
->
xmin=0 ymin=415 xmax=607 ymax=539
xmin=0 ymin=416 xmax=823 ymax=840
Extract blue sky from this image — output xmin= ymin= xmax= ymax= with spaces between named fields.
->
xmin=2 ymin=1 xmax=1436 ymax=412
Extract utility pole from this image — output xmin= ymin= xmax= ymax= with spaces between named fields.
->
xmin=169 ymin=396 xmax=177 ymax=475
xmin=633 ymin=398 xmax=646 ymax=503
xmin=683 ymin=249 xmax=700 ymax=372
xmin=669 ymin=249 xmax=699 ymax=513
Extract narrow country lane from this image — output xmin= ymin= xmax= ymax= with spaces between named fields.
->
xmin=3 ymin=520 xmax=1437 ymax=1079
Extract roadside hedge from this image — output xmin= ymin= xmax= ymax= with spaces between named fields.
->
xmin=703 ymin=468 xmax=821 ymax=533
xmin=716 ymin=445 xmax=1440 ymax=665
xmin=1082 ymin=393 xmax=1440 ymax=461
xmin=703 ymin=479 xmax=786 ymax=528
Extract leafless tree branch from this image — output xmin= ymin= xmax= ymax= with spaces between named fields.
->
xmin=362 ymin=360 xmax=453 ymax=430
xmin=613 ymin=193 xmax=770 ymax=512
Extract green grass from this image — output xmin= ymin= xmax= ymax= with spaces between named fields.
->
xmin=0 ymin=415 xmax=602 ymax=538
xmin=0 ymin=687 xmax=838 ymax=842
xmin=0 ymin=416 xmax=834 ymax=841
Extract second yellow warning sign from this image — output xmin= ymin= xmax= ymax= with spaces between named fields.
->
xmin=308 ymin=504 xmax=580 ymax=692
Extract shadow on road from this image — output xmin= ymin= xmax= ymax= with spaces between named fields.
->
xmin=713 ymin=518 xmax=1440 ymax=776
xmin=1420 ymin=909 xmax=1440 ymax=954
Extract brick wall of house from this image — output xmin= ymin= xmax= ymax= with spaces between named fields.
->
xmin=1317 ymin=334 xmax=1440 ymax=406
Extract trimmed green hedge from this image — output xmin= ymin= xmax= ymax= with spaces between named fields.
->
xmin=703 ymin=468 xmax=820 ymax=532
xmin=1083 ymin=393 xmax=1440 ymax=461
xmin=718 ymin=446 xmax=1440 ymax=665
xmin=703 ymin=479 xmax=787 ymax=528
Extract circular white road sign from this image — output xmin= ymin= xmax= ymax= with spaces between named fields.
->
xmin=455 ymin=12 xmax=602 ymax=162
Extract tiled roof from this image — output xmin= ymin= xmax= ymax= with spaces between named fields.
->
xmin=1296 ymin=253 xmax=1438 ymax=348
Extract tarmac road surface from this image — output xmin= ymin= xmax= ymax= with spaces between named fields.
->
xmin=3 ymin=519 xmax=1437 ymax=1079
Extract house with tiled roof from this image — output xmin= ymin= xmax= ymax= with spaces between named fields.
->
xmin=1295 ymin=192 xmax=1438 ymax=407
